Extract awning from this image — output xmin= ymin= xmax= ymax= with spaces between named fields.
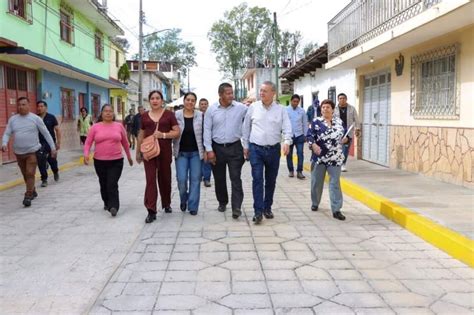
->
xmin=279 ymin=44 xmax=329 ymax=82
xmin=0 ymin=47 xmax=124 ymax=89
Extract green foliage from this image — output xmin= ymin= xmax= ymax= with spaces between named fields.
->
xmin=208 ymin=3 xmax=273 ymax=78
xmin=142 ymin=28 xmax=197 ymax=76
xmin=208 ymin=3 xmax=304 ymax=77
xmin=117 ymin=63 xmax=130 ymax=83
xmin=301 ymin=42 xmax=319 ymax=58
xmin=112 ymin=36 xmax=130 ymax=52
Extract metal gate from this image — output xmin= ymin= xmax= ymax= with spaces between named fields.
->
xmin=362 ymin=71 xmax=391 ymax=166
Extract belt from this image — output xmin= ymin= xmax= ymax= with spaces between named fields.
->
xmin=212 ymin=140 xmax=240 ymax=147
xmin=251 ymin=143 xmax=280 ymax=149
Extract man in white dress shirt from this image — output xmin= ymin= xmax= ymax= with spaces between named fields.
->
xmin=242 ymin=81 xmax=292 ymax=224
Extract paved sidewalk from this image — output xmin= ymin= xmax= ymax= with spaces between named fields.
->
xmin=1 ymin=157 xmax=473 ymax=314
xmin=340 ymin=159 xmax=474 ymax=240
xmin=0 ymin=149 xmax=84 ymax=188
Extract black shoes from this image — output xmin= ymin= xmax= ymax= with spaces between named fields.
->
xmin=109 ymin=207 xmax=118 ymax=217
xmin=217 ymin=204 xmax=226 ymax=212
xmin=263 ymin=210 xmax=274 ymax=219
xmin=164 ymin=207 xmax=172 ymax=213
xmin=232 ymin=209 xmax=242 ymax=219
xmin=204 ymin=180 xmax=211 ymax=187
xmin=180 ymin=203 xmax=187 ymax=212
xmin=297 ymin=172 xmax=306 ymax=179
xmin=333 ymin=211 xmax=346 ymax=221
xmin=289 ymin=171 xmax=294 ymax=178
xmin=190 ymin=210 xmax=198 ymax=216
xmin=253 ymin=215 xmax=263 ymax=224
xmin=145 ymin=212 xmax=157 ymax=223
xmin=22 ymin=197 xmax=32 ymax=207
xmin=311 ymin=205 xmax=318 ymax=211
xmin=53 ymin=172 xmax=59 ymax=182
xmin=41 ymin=180 xmax=48 ymax=187
xmin=32 ymin=191 xmax=38 ymax=199
xmin=104 ymin=204 xmax=109 ymax=211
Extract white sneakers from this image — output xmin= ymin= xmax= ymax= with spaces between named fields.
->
xmin=341 ymin=164 xmax=347 ymax=172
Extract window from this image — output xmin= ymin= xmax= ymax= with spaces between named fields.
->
xmin=94 ymin=32 xmax=104 ymax=61
xmin=91 ymin=94 xmax=100 ymax=120
xmin=60 ymin=10 xmax=74 ymax=44
xmin=17 ymin=70 xmax=27 ymax=91
xmin=6 ymin=67 xmax=16 ymax=90
xmin=8 ymin=0 xmax=32 ymax=23
xmin=27 ymin=71 xmax=35 ymax=91
xmin=115 ymin=50 xmax=120 ymax=68
xmin=0 ymin=65 xmax=4 ymax=89
xmin=411 ymin=44 xmax=459 ymax=119
xmin=61 ymin=88 xmax=75 ymax=121
xmin=328 ymin=86 xmax=336 ymax=103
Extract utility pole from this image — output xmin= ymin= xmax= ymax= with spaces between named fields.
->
xmin=273 ymin=12 xmax=279 ymax=102
xmin=187 ymin=68 xmax=190 ymax=92
xmin=138 ymin=0 xmax=143 ymax=107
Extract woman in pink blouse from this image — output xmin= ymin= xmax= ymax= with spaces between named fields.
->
xmin=84 ymin=104 xmax=133 ymax=217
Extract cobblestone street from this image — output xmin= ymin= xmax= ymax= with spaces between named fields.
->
xmin=1 ymin=158 xmax=472 ymax=314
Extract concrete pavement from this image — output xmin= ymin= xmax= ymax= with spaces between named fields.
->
xmin=1 ymin=154 xmax=471 ymax=314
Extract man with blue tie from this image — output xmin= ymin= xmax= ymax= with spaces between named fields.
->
xmin=203 ymin=83 xmax=247 ymax=219
xmin=286 ymin=94 xmax=307 ymax=179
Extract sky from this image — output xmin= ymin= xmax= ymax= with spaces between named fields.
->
xmin=107 ymin=0 xmax=351 ymax=104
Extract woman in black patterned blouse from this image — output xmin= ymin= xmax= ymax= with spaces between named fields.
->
xmin=306 ymin=99 xmax=349 ymax=220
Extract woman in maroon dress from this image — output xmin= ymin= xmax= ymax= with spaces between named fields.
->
xmin=136 ymin=90 xmax=180 ymax=223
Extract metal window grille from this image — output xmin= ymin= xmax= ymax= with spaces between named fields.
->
xmin=61 ymin=89 xmax=75 ymax=121
xmin=60 ymin=10 xmax=74 ymax=45
xmin=95 ymin=32 xmax=104 ymax=61
xmin=410 ymin=44 xmax=459 ymax=119
xmin=27 ymin=71 xmax=35 ymax=92
xmin=0 ymin=65 xmax=4 ymax=89
xmin=17 ymin=70 xmax=27 ymax=91
xmin=6 ymin=67 xmax=16 ymax=90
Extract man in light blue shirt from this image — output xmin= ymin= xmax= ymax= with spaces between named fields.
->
xmin=243 ymin=81 xmax=292 ymax=224
xmin=203 ymin=83 xmax=247 ymax=219
xmin=2 ymin=97 xmax=56 ymax=207
xmin=286 ymin=94 xmax=308 ymax=179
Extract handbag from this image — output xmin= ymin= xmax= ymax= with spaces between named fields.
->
xmin=140 ymin=111 xmax=164 ymax=161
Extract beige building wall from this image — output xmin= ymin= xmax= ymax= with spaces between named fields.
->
xmin=356 ymin=26 xmax=474 ymax=188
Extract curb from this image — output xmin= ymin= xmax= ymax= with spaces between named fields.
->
xmin=0 ymin=156 xmax=85 ymax=192
xmin=301 ymin=161 xmax=474 ymax=267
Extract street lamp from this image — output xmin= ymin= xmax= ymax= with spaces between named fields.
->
xmin=137 ymin=0 xmax=171 ymax=107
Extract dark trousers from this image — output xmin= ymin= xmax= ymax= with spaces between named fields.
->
xmin=212 ymin=141 xmax=244 ymax=210
xmin=16 ymin=152 xmax=37 ymax=198
xmin=249 ymin=143 xmax=281 ymax=216
xmin=286 ymin=134 xmax=305 ymax=173
xmin=36 ymin=146 xmax=58 ymax=181
xmin=93 ymin=158 xmax=124 ymax=210
xmin=143 ymin=144 xmax=172 ymax=213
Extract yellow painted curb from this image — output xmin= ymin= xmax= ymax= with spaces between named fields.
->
xmin=300 ymin=160 xmax=474 ymax=267
xmin=0 ymin=156 xmax=85 ymax=192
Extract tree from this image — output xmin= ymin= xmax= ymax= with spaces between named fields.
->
xmin=118 ymin=63 xmax=130 ymax=84
xmin=208 ymin=3 xmax=273 ymax=79
xmin=112 ymin=36 xmax=130 ymax=52
xmin=142 ymin=28 xmax=197 ymax=77
xmin=301 ymin=42 xmax=319 ymax=58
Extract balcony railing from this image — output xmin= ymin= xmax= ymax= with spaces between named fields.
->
xmin=328 ymin=0 xmax=442 ymax=60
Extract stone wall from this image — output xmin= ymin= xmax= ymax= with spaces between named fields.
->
xmin=390 ymin=126 xmax=474 ymax=188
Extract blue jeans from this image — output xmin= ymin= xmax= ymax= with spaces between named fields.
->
xmin=342 ymin=138 xmax=352 ymax=164
xmin=201 ymin=160 xmax=212 ymax=182
xmin=249 ymin=143 xmax=281 ymax=216
xmin=310 ymin=162 xmax=343 ymax=213
xmin=175 ymin=151 xmax=202 ymax=212
xmin=286 ymin=134 xmax=305 ymax=172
